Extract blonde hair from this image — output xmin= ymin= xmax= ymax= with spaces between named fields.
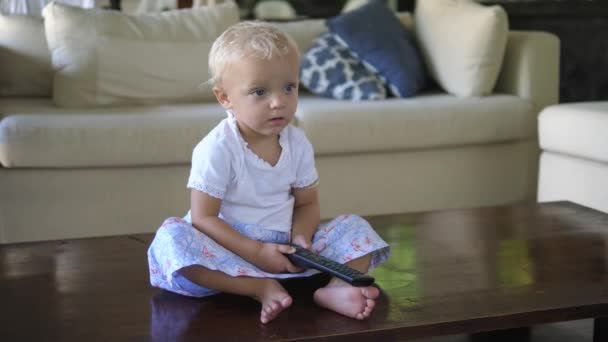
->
xmin=208 ymin=21 xmax=299 ymax=87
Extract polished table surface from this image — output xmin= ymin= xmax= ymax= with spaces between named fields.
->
xmin=1 ymin=201 xmax=607 ymax=341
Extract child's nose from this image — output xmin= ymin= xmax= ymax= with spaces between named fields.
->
xmin=270 ymin=93 xmax=287 ymax=109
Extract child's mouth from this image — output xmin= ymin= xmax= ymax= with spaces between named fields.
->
xmin=270 ymin=117 xmax=286 ymax=125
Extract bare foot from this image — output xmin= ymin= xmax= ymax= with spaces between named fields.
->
xmin=313 ymin=282 xmax=379 ymax=320
xmin=252 ymin=279 xmax=293 ymax=324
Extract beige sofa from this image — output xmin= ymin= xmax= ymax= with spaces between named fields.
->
xmin=0 ymin=2 xmax=560 ymax=243
xmin=538 ymin=102 xmax=608 ymax=213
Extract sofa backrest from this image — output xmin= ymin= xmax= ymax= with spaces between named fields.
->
xmin=1 ymin=3 xmax=556 ymax=110
xmin=0 ymin=8 xmax=417 ymax=103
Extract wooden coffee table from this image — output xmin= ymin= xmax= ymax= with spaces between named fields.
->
xmin=1 ymin=201 xmax=606 ymax=341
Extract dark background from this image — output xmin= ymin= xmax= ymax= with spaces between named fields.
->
xmin=480 ymin=0 xmax=608 ymax=103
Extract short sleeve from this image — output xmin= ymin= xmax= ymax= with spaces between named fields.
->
xmin=187 ymin=136 xmax=232 ymax=199
xmin=293 ymin=130 xmax=319 ymax=189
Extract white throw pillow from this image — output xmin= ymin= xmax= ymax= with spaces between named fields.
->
xmin=43 ymin=1 xmax=239 ymax=107
xmin=0 ymin=13 xmax=52 ymax=97
xmin=415 ymin=0 xmax=508 ymax=97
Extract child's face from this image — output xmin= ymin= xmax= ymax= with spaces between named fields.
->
xmin=213 ymin=49 xmax=299 ymax=141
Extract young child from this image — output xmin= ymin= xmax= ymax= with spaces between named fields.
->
xmin=147 ymin=21 xmax=390 ymax=324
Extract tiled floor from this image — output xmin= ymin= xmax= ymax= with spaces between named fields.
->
xmin=413 ymin=318 xmax=593 ymax=342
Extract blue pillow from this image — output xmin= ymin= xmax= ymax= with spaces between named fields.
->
xmin=327 ymin=1 xmax=427 ymax=98
xmin=300 ymin=32 xmax=387 ymax=101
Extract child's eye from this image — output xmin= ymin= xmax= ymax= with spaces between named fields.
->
xmin=251 ymin=89 xmax=265 ymax=97
xmin=285 ymin=84 xmax=297 ymax=93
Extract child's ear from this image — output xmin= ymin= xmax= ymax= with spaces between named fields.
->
xmin=213 ymin=86 xmax=232 ymax=109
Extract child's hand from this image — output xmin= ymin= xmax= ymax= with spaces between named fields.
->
xmin=254 ymin=243 xmax=303 ymax=274
xmin=291 ymin=234 xmax=312 ymax=250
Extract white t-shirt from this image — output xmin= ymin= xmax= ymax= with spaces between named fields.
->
xmin=186 ymin=113 xmax=318 ymax=232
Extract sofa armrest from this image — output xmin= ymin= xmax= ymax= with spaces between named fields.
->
xmin=495 ymin=31 xmax=560 ymax=111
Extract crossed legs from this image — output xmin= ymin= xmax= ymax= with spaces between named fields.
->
xmin=179 ymin=253 xmax=379 ymax=324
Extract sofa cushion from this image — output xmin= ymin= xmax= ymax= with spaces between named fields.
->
xmin=0 ymin=94 xmax=533 ymax=168
xmin=327 ymin=2 xmax=426 ymax=98
xmin=295 ymin=93 xmax=534 ymax=156
xmin=300 ymin=32 xmax=387 ymax=101
xmin=0 ymin=13 xmax=52 ymax=97
xmin=0 ymin=98 xmax=225 ymax=167
xmin=539 ymin=102 xmax=608 ymax=163
xmin=415 ymin=0 xmax=508 ymax=97
xmin=271 ymin=19 xmax=327 ymax=55
xmin=42 ymin=2 xmax=239 ymax=108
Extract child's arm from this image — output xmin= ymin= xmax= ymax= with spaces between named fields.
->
xmin=190 ymin=189 xmax=301 ymax=274
xmin=291 ymin=186 xmax=321 ymax=249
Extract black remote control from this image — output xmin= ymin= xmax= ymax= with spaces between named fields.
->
xmin=285 ymin=244 xmax=375 ymax=287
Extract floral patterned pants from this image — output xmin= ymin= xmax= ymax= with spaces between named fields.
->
xmin=148 ymin=214 xmax=390 ymax=297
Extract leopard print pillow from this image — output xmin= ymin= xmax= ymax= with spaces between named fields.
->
xmin=299 ymin=32 xmax=386 ymax=101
